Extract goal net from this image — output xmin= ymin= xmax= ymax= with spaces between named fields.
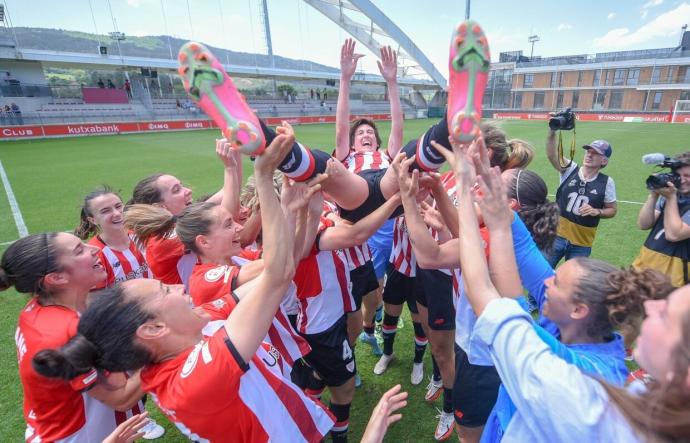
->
xmin=671 ymin=100 xmax=690 ymax=124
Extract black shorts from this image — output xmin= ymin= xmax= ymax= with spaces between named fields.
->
xmin=302 ymin=315 xmax=356 ymax=387
xmin=349 ymin=260 xmax=379 ymax=310
xmin=338 ymin=169 xmax=404 ymax=223
xmin=416 ymin=267 xmax=455 ymax=331
xmin=382 ymin=268 xmax=418 ymax=314
xmin=453 ymin=345 xmax=501 ymax=427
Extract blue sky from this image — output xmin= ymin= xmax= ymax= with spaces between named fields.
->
xmin=3 ymin=0 xmax=689 ymax=79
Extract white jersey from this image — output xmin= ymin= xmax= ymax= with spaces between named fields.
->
xmin=342 ymin=150 xmax=391 ymax=174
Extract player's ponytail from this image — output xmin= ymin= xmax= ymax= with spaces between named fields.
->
xmin=33 ymin=284 xmax=155 ymax=379
xmin=0 ymin=233 xmax=60 ymax=298
xmin=33 ymin=334 xmax=99 ymax=380
xmin=570 ymin=258 xmax=673 ymax=345
xmin=505 ymin=139 xmax=535 ymax=170
xmin=604 ymin=267 xmax=673 ymax=346
xmin=124 ymin=204 xmax=176 ymax=247
xmin=74 ymin=186 xmax=119 ymax=240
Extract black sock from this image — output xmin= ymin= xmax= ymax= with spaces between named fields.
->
xmin=382 ymin=313 xmax=399 ymax=356
xmin=329 ymin=402 xmax=351 ymax=443
xmin=401 ymin=116 xmax=451 ymax=171
xmin=363 ymin=324 xmax=375 ymax=335
xmin=259 ymin=119 xmax=329 ymax=181
xmin=443 ymin=387 xmax=453 ymax=414
xmin=413 ymin=321 xmax=428 ymax=364
xmin=432 ymin=356 xmax=442 ymax=382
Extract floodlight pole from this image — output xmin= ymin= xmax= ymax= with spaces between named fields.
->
xmin=109 ymin=31 xmax=130 ymax=82
xmin=465 ymin=0 xmax=470 ymax=19
xmin=528 ymin=34 xmax=540 ymax=59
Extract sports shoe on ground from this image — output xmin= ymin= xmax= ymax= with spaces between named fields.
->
xmin=447 ymin=20 xmax=491 ymax=144
xmin=354 ymin=373 xmax=362 ymax=388
xmin=434 ymin=410 xmax=455 ymax=441
xmin=178 ymin=42 xmax=265 ymax=155
xmin=141 ymin=418 xmax=166 ymax=440
xmin=358 ymin=331 xmax=383 ymax=356
xmin=425 ymin=377 xmax=443 ymax=402
xmin=373 ymin=353 xmax=396 ymax=375
xmin=411 ymin=362 xmax=424 ymax=385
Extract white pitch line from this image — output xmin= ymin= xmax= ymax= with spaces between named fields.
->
xmin=0 ymin=160 xmax=28 ymax=238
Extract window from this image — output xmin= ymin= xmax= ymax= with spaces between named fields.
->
xmin=681 ymin=90 xmax=690 ymax=100
xmin=609 ymin=90 xmax=624 ymax=109
xmin=556 ymin=91 xmax=564 ymax=108
xmin=559 ymin=72 xmax=565 ymax=87
xmin=524 ymin=74 xmax=534 ymax=88
xmin=651 ymin=66 xmax=661 ymax=84
xmin=572 ymin=91 xmax=579 ymax=109
xmin=605 ymin=70 xmax=611 ymax=85
xmin=613 ymin=69 xmax=626 ymax=86
xmin=593 ymin=70 xmax=601 ymax=86
xmin=627 ymin=68 xmax=640 ymax=86
xmin=577 ymin=72 xmax=583 ymax=87
xmin=643 ymin=91 xmax=649 ymax=110
xmin=551 ymin=72 xmax=558 ymax=88
xmin=593 ymin=90 xmax=607 ymax=109
xmin=682 ymin=66 xmax=690 ymax=84
xmin=513 ymin=93 xmax=522 ymax=109
xmin=652 ymin=91 xmax=663 ymax=110
xmin=534 ymin=91 xmax=545 ymax=108
xmin=667 ymin=66 xmax=675 ymax=83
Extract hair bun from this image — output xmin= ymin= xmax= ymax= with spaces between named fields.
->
xmin=0 ymin=267 xmax=13 ymax=291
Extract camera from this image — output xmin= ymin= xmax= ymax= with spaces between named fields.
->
xmin=549 ymin=108 xmax=576 ymax=131
xmin=642 ymin=153 xmax=684 ymax=190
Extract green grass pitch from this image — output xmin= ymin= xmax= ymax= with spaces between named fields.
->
xmin=0 ymin=119 xmax=689 ymax=442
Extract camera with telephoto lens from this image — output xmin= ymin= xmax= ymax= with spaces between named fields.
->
xmin=549 ymin=108 xmax=576 ymax=131
xmin=645 ymin=155 xmax=683 ymax=190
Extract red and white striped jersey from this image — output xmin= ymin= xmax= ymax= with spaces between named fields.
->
xmin=142 ymin=232 xmax=197 ymax=290
xmin=342 ymin=150 xmax=391 ymax=174
xmin=89 ymin=234 xmax=152 ymax=289
xmin=140 ymin=327 xmax=334 ymax=443
xmin=321 ymin=201 xmax=372 ymax=271
xmin=389 ymin=217 xmax=417 ymax=277
xmin=190 ymin=264 xmax=311 ymax=372
xmin=16 ymin=299 xmax=142 ymax=443
xmin=429 ymin=172 xmax=458 ymax=277
xmin=294 ymin=219 xmax=354 ymax=335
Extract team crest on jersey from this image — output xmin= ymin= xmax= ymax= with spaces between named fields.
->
xmin=204 ymin=266 xmax=227 ymax=282
xmin=568 ymin=179 xmax=577 ymax=187
xmin=212 ymin=298 xmax=227 ymax=309
xmin=181 ymin=341 xmax=213 ymax=378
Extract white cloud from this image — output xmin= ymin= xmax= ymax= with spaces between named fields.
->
xmin=642 ymin=0 xmax=663 ymax=8
xmin=641 ymin=9 xmax=649 ymax=19
xmin=593 ymin=2 xmax=689 ymax=49
xmin=127 ymin=0 xmax=141 ymax=7
xmin=607 ymin=12 xmax=617 ymax=19
xmin=557 ymin=23 xmax=573 ymax=31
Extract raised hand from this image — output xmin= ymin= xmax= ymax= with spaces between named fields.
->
xmin=340 ymin=38 xmax=364 ymax=79
xmin=216 ymin=136 xmax=241 ymax=169
xmin=474 ymin=165 xmax=512 ymax=230
xmin=377 ymin=45 xmax=398 ymax=83
xmin=103 ymin=412 xmax=149 ymax=443
xmin=361 ymin=384 xmax=408 ymax=443
xmin=254 ymin=121 xmax=295 ymax=173
xmin=390 ymin=153 xmax=419 ymax=200
xmin=420 ymin=201 xmax=445 ymax=232
xmin=280 ymin=174 xmax=327 ymax=213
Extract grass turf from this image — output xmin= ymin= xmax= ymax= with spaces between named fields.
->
xmin=0 ymin=119 xmax=689 ymax=442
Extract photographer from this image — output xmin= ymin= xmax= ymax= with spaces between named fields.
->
xmin=546 ymin=116 xmax=617 ymax=266
xmin=633 ymin=152 xmax=690 ymax=287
